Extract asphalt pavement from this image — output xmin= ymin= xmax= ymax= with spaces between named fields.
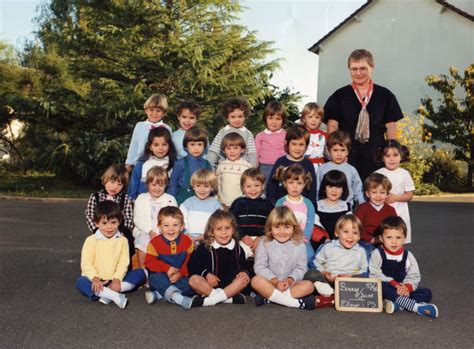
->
xmin=0 ymin=199 xmax=473 ymax=348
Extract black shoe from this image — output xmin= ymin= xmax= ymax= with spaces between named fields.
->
xmin=232 ymin=293 xmax=246 ymax=304
xmin=191 ymin=296 xmax=204 ymax=308
xmin=298 ymin=296 xmax=315 ymax=310
xmin=255 ymin=294 xmax=269 ymax=306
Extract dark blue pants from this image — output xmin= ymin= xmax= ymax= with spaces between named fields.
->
xmin=382 ymin=282 xmax=432 ymax=303
xmin=148 ymin=272 xmax=194 ymax=297
xmin=76 ymin=269 xmax=146 ymax=300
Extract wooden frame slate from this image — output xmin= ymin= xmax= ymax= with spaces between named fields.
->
xmin=335 ymin=277 xmax=383 ymax=313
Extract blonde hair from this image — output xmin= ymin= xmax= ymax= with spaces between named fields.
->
xmin=145 ymin=166 xmax=169 ymax=186
xmin=190 ymin=169 xmax=218 ymax=193
xmin=203 ymin=210 xmax=239 ymax=250
xmin=334 ymin=214 xmax=364 ymax=238
xmin=264 ymin=207 xmax=303 ymax=243
xmin=101 ymin=164 xmax=129 ymax=187
xmin=144 ymin=93 xmax=168 ymax=111
xmin=300 ymin=102 xmax=324 ymax=125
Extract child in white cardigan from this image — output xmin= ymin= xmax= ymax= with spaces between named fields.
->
xmin=133 ymin=166 xmax=177 ymax=268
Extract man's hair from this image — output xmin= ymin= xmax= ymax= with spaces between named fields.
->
xmin=177 ymin=100 xmax=202 ymax=118
xmin=101 ymin=164 xmax=129 ymax=188
xmin=158 ymin=206 xmax=184 ymax=225
xmin=364 ymin=173 xmax=392 ymax=192
xmin=222 ymin=97 xmax=250 ymax=119
xmin=183 ymin=127 xmax=208 ymax=149
xmin=348 ymin=49 xmax=374 ymax=68
xmin=221 ymin=132 xmax=246 ymax=152
xmin=94 ymin=200 xmax=123 ymax=223
xmin=144 ymin=93 xmax=168 ymax=111
xmin=327 ymin=130 xmax=351 ymax=150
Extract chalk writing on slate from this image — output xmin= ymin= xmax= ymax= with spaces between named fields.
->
xmin=335 ymin=277 xmax=383 ymax=313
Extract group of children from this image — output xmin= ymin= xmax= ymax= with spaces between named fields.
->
xmin=77 ymin=93 xmax=438 ymax=318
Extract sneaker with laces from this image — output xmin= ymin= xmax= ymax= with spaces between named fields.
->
xmin=314 ymin=281 xmax=334 ymax=296
xmin=254 ymin=294 xmax=269 ymax=306
xmin=232 ymin=293 xmax=247 ymax=304
xmin=315 ymin=294 xmax=335 ymax=308
xmin=383 ymin=300 xmax=400 ymax=314
xmin=416 ymin=303 xmax=438 ymax=318
xmin=298 ymin=296 xmax=315 ymax=310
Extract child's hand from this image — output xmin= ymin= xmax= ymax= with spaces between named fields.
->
xmin=125 ymin=164 xmax=133 ymax=173
xmin=149 ymin=231 xmax=158 ymax=239
xmin=276 ymin=280 xmax=290 ymax=292
xmin=169 ymin=272 xmax=182 ymax=284
xmin=206 ymin=273 xmax=220 ymax=288
xmin=385 ymin=194 xmax=397 ymax=204
xmin=322 ymin=272 xmax=336 ymax=283
xmin=235 ymin=272 xmax=250 ymax=285
xmin=91 ymin=277 xmax=104 ymax=294
xmin=338 ymin=274 xmax=352 ymax=278
xmin=167 ymin=266 xmax=179 ymax=279
xmin=110 ymin=278 xmax=121 ymax=292
xmin=250 ymin=237 xmax=261 ymax=251
xmin=396 ymin=284 xmax=410 ymax=297
xmin=241 ymin=235 xmax=253 ymax=247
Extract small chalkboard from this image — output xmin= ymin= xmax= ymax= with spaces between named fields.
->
xmin=335 ymin=277 xmax=382 ymax=312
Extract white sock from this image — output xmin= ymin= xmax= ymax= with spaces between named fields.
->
xmin=314 ymin=281 xmax=334 ymax=296
xmin=170 ymin=291 xmax=184 ymax=305
xmin=268 ymin=289 xmax=300 ymax=308
xmin=223 ymin=298 xmax=233 ymax=304
xmin=203 ymin=288 xmax=227 ymax=306
xmin=121 ymin=281 xmax=134 ymax=292
xmin=97 ymin=287 xmax=122 ymax=304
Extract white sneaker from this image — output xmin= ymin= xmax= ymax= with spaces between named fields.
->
xmin=116 ymin=295 xmax=128 ymax=310
xmin=98 ymin=297 xmax=111 ymax=305
xmin=145 ymin=290 xmax=163 ymax=304
xmin=314 ymin=281 xmax=334 ymax=296
xmin=383 ymin=300 xmax=399 ymax=314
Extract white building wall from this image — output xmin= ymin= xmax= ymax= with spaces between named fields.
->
xmin=316 ymin=0 xmax=474 ymax=115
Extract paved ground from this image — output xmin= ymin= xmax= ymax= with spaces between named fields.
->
xmin=0 ymin=199 xmax=473 ymax=348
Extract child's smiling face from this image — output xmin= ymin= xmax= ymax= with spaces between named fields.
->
xmin=380 ymin=228 xmax=405 ymax=253
xmin=213 ymin=219 xmax=234 ymax=246
xmin=149 ymin=136 xmax=169 ymax=158
xmin=287 ymin=138 xmax=307 ymax=160
xmin=242 ymin=178 xmax=264 ymax=199
xmin=145 ymin=106 xmax=165 ymax=123
xmin=148 ymin=180 xmax=166 ymax=199
xmin=336 ymin=220 xmax=360 ymax=249
xmin=159 ymin=216 xmax=183 ymax=242
xmin=271 ymin=224 xmax=294 ymax=243
xmin=366 ymin=184 xmax=388 ymax=206
xmin=178 ymin=109 xmax=197 ymax=131
xmin=303 ymin=111 xmax=322 ymax=130
xmin=95 ymin=216 xmax=120 ymax=238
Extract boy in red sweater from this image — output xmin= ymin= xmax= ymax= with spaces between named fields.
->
xmin=356 ymin=173 xmax=397 ymax=246
xmin=144 ymin=206 xmax=202 ymax=309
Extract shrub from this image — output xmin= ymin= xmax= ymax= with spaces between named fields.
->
xmin=423 ymin=150 xmax=467 ymax=189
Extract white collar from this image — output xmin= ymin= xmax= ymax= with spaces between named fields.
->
xmin=224 ymin=125 xmax=248 ymax=132
xmin=145 ymin=120 xmax=164 ymax=127
xmin=263 ymin=128 xmax=283 ymax=134
xmin=370 ymin=202 xmax=385 ymax=211
xmin=94 ymin=230 xmax=121 ymax=240
xmin=285 ymin=195 xmax=303 ymax=204
xmin=211 ymin=238 xmax=236 ymax=250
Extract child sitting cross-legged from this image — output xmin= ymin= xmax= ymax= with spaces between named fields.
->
xmin=369 ymin=216 xmax=438 ymax=318
xmin=229 ymin=168 xmax=274 ymax=260
xmin=133 ymin=166 xmax=177 ymax=269
xmin=251 ymin=206 xmax=315 ymax=310
xmin=144 ymin=207 xmax=202 ymax=310
xmin=180 ymin=169 xmax=222 ymax=243
xmin=76 ymin=201 xmax=146 ymax=309
xmin=168 ymin=127 xmax=211 ymax=205
xmin=188 ymin=210 xmax=251 ymax=306
xmin=304 ymin=214 xmax=368 ymax=308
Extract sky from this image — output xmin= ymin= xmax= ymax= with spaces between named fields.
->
xmin=0 ymin=0 xmax=365 ymax=107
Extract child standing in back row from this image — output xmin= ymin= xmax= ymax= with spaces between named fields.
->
xmin=207 ymin=97 xmax=258 ymax=168
xmin=126 ymin=93 xmax=172 ymax=171
xmin=375 ymin=140 xmax=415 ymax=244
xmin=370 ymin=216 xmax=438 ymax=318
xmin=255 ymin=101 xmax=287 ymax=188
xmin=172 ymin=101 xmax=202 ymax=159
xmin=301 ymin=102 xmax=328 ymax=171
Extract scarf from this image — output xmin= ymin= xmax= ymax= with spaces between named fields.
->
xmin=352 ymin=80 xmax=373 ymax=143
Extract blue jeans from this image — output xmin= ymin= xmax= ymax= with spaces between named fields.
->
xmin=382 ymin=282 xmax=432 ymax=303
xmin=148 ymin=272 xmax=194 ymax=297
xmin=76 ymin=269 xmax=146 ymax=300
xmin=259 ymin=164 xmax=273 ymax=192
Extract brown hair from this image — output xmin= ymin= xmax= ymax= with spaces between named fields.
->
xmin=377 ymin=216 xmax=407 ymax=238
xmin=278 ymin=164 xmax=312 ymax=191
xmin=177 ymin=100 xmax=202 ymax=119
xmin=284 ymin=125 xmax=310 ymax=153
xmin=222 ymin=97 xmax=250 ymax=119
xmin=203 ymin=210 xmax=239 ymax=250
xmin=101 ymin=164 xmax=129 ymax=188
xmin=240 ymin=168 xmax=265 ymax=189
xmin=262 ymin=101 xmax=287 ymax=126
xmin=183 ymin=127 xmax=208 ymax=149
xmin=221 ymin=132 xmax=246 ymax=152
xmin=327 ymin=130 xmax=351 ymax=150
xmin=158 ymin=206 xmax=184 ymax=225
xmin=348 ymin=49 xmax=374 ymax=68
xmin=94 ymin=200 xmax=123 ymax=223
xmin=264 ymin=207 xmax=303 ymax=243
xmin=364 ymin=173 xmax=392 ymax=192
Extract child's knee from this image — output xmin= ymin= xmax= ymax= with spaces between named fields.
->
xmin=251 ymin=275 xmax=265 ymax=289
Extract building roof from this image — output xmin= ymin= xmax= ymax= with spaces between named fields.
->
xmin=308 ymin=0 xmax=473 ymax=55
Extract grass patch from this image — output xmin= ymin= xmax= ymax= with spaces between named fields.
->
xmin=0 ymin=171 xmax=94 ymax=198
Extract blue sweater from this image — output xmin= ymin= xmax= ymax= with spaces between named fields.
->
xmin=167 ymin=155 xmax=211 ymax=196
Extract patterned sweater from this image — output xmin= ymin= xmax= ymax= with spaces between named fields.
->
xmin=145 ymin=234 xmax=194 ymax=276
